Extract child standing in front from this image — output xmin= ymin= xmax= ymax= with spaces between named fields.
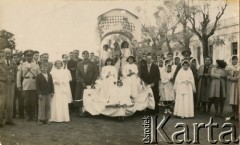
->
xmin=36 ymin=64 xmax=54 ymax=125
xmin=159 ymin=64 xmax=175 ymax=114
xmin=173 ymin=60 xmax=196 ymax=118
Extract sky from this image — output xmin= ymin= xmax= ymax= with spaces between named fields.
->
xmin=0 ymin=0 xmax=238 ymax=61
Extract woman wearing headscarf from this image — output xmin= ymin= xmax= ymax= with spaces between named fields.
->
xmin=197 ymin=56 xmax=213 ymax=113
xmin=173 ymin=60 xmax=196 ymax=118
xmin=209 ymin=59 xmax=227 ymax=117
xmin=159 ymin=64 xmax=175 ymax=114
xmin=50 ymin=60 xmax=72 ymax=122
xmin=96 ymin=58 xmax=118 ymax=104
xmin=226 ymin=55 xmax=239 ymax=120
xmin=122 ymin=56 xmax=141 ymax=101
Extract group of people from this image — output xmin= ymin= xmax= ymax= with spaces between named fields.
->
xmin=0 ymin=42 xmax=238 ymax=127
xmin=0 ymin=48 xmax=99 ymax=127
xmin=153 ymin=50 xmax=238 ymax=120
xmin=98 ymin=45 xmax=238 ymax=120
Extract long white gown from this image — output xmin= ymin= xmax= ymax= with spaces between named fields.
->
xmin=159 ymin=70 xmax=175 ymax=101
xmin=122 ymin=63 xmax=141 ymax=99
xmin=97 ymin=65 xmax=118 ymax=103
xmin=173 ymin=68 xmax=196 ymax=118
xmin=50 ymin=68 xmax=72 ymax=122
xmin=121 ymin=48 xmax=132 ymax=67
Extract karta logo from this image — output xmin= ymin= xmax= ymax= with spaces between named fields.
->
xmin=142 ymin=115 xmax=239 ymax=144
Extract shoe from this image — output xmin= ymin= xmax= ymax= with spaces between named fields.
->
xmin=181 ymin=116 xmax=185 ymax=119
xmin=26 ymin=118 xmax=31 ymax=122
xmin=164 ymin=109 xmax=168 ymax=114
xmin=118 ymin=117 xmax=124 ymax=122
xmin=46 ymin=120 xmax=51 ymax=125
xmin=19 ymin=116 xmax=24 ymax=119
xmin=78 ymin=113 xmax=86 ymax=118
xmin=38 ymin=121 xmax=43 ymax=125
xmin=5 ymin=122 xmax=15 ymax=126
xmin=167 ymin=109 xmax=172 ymax=114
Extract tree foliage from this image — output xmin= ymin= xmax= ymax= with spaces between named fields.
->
xmin=0 ymin=29 xmax=16 ymax=50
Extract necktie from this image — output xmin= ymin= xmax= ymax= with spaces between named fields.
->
xmin=148 ymin=64 xmax=150 ymax=73
xmin=7 ymin=60 xmax=9 ymax=66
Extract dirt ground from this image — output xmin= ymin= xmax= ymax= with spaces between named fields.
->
xmin=0 ymin=110 xmax=239 ymax=145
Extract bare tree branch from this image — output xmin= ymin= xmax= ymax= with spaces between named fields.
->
xmin=207 ymin=1 xmax=227 ymax=37
xmin=188 ymin=16 xmax=202 ymax=40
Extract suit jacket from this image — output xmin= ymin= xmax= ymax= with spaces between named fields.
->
xmin=140 ymin=62 xmax=160 ymax=87
xmin=76 ymin=60 xmax=98 ymax=86
xmin=75 ymin=58 xmax=83 ymax=63
xmin=17 ymin=61 xmax=41 ymax=90
xmin=0 ymin=59 xmax=17 ymax=83
xmin=36 ymin=73 xmax=54 ymax=95
xmin=137 ymin=59 xmax=147 ymax=77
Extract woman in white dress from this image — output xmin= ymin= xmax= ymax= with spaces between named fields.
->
xmin=50 ymin=60 xmax=72 ymax=122
xmin=97 ymin=58 xmax=118 ymax=104
xmin=121 ymin=41 xmax=132 ymax=67
xmin=159 ymin=64 xmax=175 ymax=114
xmin=122 ymin=56 xmax=141 ymax=101
xmin=102 ymin=44 xmax=112 ymax=66
xmin=173 ymin=60 xmax=196 ymax=118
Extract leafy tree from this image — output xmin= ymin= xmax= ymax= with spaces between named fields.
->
xmin=164 ymin=0 xmax=194 ymax=50
xmin=0 ymin=29 xmax=16 ymax=51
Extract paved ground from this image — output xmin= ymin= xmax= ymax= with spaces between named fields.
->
xmin=0 ymin=107 xmax=238 ymax=145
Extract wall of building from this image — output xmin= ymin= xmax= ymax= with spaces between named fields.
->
xmin=189 ymin=17 xmax=239 ymax=65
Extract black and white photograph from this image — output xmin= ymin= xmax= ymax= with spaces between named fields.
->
xmin=0 ymin=0 xmax=239 ymax=144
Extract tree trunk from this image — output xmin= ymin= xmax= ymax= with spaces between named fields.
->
xmin=201 ymin=37 xmax=209 ymax=58
xmin=183 ymin=23 xmax=188 ymax=49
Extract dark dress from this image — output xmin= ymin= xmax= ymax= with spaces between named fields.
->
xmin=197 ymin=65 xmax=212 ymax=103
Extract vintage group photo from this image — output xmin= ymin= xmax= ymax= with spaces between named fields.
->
xmin=0 ymin=0 xmax=239 ymax=144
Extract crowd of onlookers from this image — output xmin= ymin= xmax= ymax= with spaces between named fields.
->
xmin=0 ymin=41 xmax=238 ymax=127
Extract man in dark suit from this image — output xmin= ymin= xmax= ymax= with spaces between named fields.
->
xmin=75 ymin=50 xmax=98 ymax=117
xmin=67 ymin=52 xmax=78 ymax=112
xmin=0 ymin=48 xmax=17 ymax=127
xmin=12 ymin=53 xmax=24 ymax=119
xmin=39 ymin=53 xmax=53 ymax=74
xmin=139 ymin=53 xmax=160 ymax=114
xmin=73 ymin=50 xmax=83 ymax=63
xmin=137 ymin=52 xmax=147 ymax=77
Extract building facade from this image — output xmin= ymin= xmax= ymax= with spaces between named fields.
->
xmin=189 ymin=17 xmax=239 ymax=65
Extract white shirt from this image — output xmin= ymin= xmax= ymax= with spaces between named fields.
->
xmin=83 ymin=64 xmax=88 ymax=74
xmin=42 ymin=73 xmax=48 ymax=81
xmin=5 ymin=59 xmax=10 ymax=66
xmin=147 ymin=63 xmax=152 ymax=73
